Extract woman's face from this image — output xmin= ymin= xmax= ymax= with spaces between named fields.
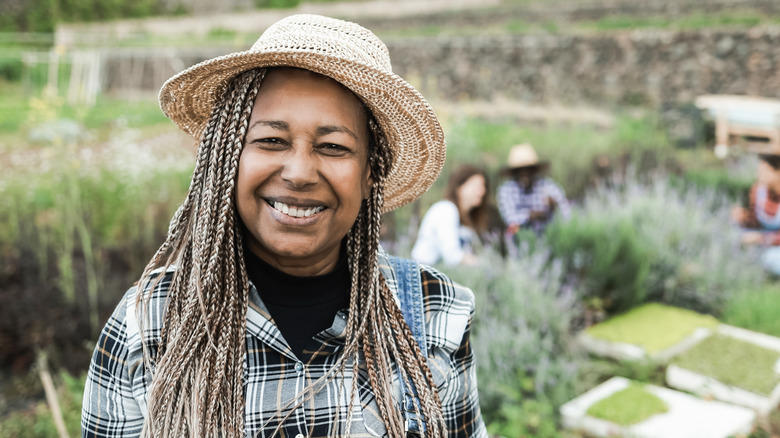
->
xmin=456 ymin=174 xmax=486 ymax=212
xmin=237 ymin=68 xmax=372 ymax=276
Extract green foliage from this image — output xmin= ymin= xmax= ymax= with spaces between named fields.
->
xmin=1 ymin=86 xmax=193 ymax=367
xmin=546 ymin=175 xmax=768 ymax=316
xmin=0 ymin=82 xmax=168 ymax=136
xmin=0 ymin=371 xmax=85 ymax=437
xmin=0 ymin=57 xmax=24 ymax=82
xmin=585 ymin=303 xmax=718 ymax=354
xmin=573 ymin=11 xmax=771 ymax=32
xmin=586 ymin=383 xmax=668 ymax=426
xmin=3 ymin=0 xmax=164 ymax=32
xmin=444 ymin=250 xmax=583 ymax=436
xmin=672 ymin=334 xmax=780 ymax=396
xmin=679 ymin=168 xmax=753 ymax=203
xmin=436 ymin=113 xmax=674 ymax=203
xmin=723 ymin=287 xmax=780 ymax=338
xmin=547 ymin=215 xmax=650 ymax=313
xmin=487 ymin=373 xmax=561 ymax=438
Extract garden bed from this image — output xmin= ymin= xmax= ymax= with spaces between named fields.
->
xmin=578 ymin=303 xmax=718 ymax=362
xmin=560 ymin=376 xmax=755 ymax=438
xmin=667 ymin=324 xmax=780 ymax=416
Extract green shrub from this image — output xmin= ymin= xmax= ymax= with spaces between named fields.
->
xmin=547 ymin=175 xmax=768 ymax=316
xmin=723 ymin=287 xmax=780 ymax=338
xmin=547 ymin=215 xmax=650 ymax=314
xmin=679 ymin=168 xmax=753 ymax=203
xmin=444 ymin=250 xmax=582 ymax=436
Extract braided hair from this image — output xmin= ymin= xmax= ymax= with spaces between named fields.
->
xmin=136 ymin=67 xmax=446 ymax=437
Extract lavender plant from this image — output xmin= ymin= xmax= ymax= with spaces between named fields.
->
xmin=549 ymin=170 xmax=768 ymax=316
xmin=442 ymin=248 xmax=583 ymax=437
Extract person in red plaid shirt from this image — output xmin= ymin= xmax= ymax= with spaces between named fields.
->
xmin=732 ymin=153 xmax=780 ymax=276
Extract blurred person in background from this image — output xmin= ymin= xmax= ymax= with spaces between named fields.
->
xmin=497 ymin=143 xmax=570 ymax=253
xmin=81 ymin=14 xmax=487 ymax=438
xmin=732 ymin=153 xmax=780 ymax=276
xmin=412 ymin=164 xmax=491 ymax=266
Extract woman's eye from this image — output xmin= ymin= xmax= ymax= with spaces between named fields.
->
xmin=319 ymin=143 xmax=349 ymax=154
xmin=251 ymin=137 xmax=286 ymax=149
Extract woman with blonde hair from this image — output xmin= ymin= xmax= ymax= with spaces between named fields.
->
xmin=81 ymin=14 xmax=487 ymax=438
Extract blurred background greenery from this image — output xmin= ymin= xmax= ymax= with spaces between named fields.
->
xmin=2 ymin=0 xmax=780 ymax=436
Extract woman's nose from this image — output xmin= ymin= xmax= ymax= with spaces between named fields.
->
xmin=280 ymin=147 xmax=319 ymax=188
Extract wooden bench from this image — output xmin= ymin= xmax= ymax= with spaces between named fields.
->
xmin=695 ymin=94 xmax=780 ymax=156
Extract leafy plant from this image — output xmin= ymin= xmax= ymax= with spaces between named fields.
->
xmin=443 ymin=249 xmax=583 ymax=436
xmin=722 ymin=287 xmax=780 ymax=338
xmin=546 ymin=215 xmax=650 ymax=314
xmin=546 ymin=174 xmax=769 ymax=316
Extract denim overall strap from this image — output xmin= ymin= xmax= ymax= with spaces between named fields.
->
xmin=388 ymin=256 xmax=427 ymax=436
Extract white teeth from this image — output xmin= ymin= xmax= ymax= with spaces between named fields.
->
xmin=271 ymin=201 xmax=323 ymax=218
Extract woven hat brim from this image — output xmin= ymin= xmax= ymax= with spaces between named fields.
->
xmin=159 ymin=50 xmax=445 ymax=213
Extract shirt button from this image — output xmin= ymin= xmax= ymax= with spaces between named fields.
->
xmin=294 ymin=362 xmax=304 ymax=372
xmin=295 ymin=434 xmax=304 ymax=438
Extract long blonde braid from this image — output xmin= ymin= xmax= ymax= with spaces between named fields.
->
xmin=137 ymin=67 xmax=446 ymax=438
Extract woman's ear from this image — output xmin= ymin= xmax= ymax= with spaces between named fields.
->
xmin=362 ymin=169 xmax=373 ymax=200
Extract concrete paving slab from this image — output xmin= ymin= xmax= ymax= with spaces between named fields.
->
xmin=561 ymin=376 xmax=756 ymax=438
xmin=666 ymin=324 xmax=780 ymax=417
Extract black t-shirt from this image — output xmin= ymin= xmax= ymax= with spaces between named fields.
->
xmin=244 ymin=249 xmax=350 ymax=360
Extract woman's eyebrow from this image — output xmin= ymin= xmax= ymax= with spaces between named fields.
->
xmin=316 ymin=125 xmax=358 ymax=140
xmin=249 ymin=120 xmax=289 ymax=130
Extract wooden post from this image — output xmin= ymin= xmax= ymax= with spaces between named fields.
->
xmin=36 ymin=351 xmax=69 ymax=438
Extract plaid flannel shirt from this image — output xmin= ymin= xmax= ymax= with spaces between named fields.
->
xmin=497 ymin=177 xmax=570 ymax=234
xmin=81 ymin=250 xmax=488 ymax=438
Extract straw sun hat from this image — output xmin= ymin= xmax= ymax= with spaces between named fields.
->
xmin=159 ymin=14 xmax=445 ymax=213
xmin=504 ymin=143 xmax=547 ymax=171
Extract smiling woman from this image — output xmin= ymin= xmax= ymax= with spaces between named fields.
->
xmin=81 ymin=14 xmax=487 ymax=438
xmin=238 ymin=68 xmax=372 ymax=276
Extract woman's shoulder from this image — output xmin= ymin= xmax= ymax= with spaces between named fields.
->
xmin=418 ymin=263 xmax=476 ymax=310
xmin=426 ymin=199 xmax=458 ymax=215
xmin=379 ymin=249 xmax=475 ymax=311
xmin=110 ymin=267 xmax=176 ymax=342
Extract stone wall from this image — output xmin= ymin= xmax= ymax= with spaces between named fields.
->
xmin=101 ymin=26 xmax=780 ymax=108
xmin=385 ymin=27 xmax=780 ymax=107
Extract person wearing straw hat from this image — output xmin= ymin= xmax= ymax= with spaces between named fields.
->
xmin=732 ymin=153 xmax=780 ymax=276
xmin=497 ymin=143 xmax=570 ymax=242
xmin=81 ymin=14 xmax=487 ymax=438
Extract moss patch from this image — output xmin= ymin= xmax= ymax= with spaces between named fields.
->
xmin=672 ymin=334 xmax=780 ymax=396
xmin=587 ymin=383 xmax=668 ymax=425
xmin=586 ymin=303 xmax=718 ymax=354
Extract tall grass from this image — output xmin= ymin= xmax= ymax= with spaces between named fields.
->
xmin=723 ymin=287 xmax=780 ymax=338
xmin=0 ymin=86 xmax=193 ymax=373
xmin=1 ymin=130 xmax=193 ymax=330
